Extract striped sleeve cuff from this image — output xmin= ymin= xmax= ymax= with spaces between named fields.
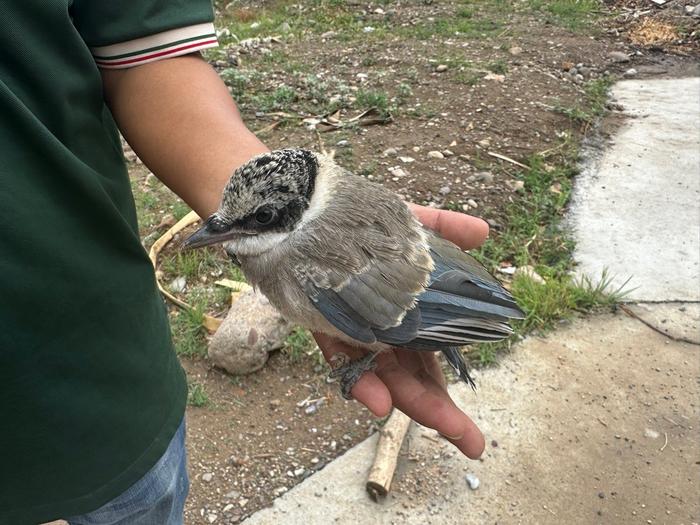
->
xmin=90 ymin=22 xmax=218 ymax=69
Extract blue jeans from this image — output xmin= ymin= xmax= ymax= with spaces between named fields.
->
xmin=66 ymin=418 xmax=189 ymax=525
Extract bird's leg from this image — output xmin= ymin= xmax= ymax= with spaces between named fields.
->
xmin=328 ymin=350 xmax=381 ymax=400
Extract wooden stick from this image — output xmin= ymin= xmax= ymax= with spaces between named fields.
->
xmin=148 ymin=210 xmax=223 ymax=332
xmin=366 ymin=409 xmax=412 ymax=501
xmin=486 ymin=151 xmax=529 ymax=169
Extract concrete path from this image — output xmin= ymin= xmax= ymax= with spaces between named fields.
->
xmin=569 ymin=77 xmax=700 ymax=302
xmin=243 ymin=77 xmax=700 ymax=525
xmin=244 ymin=313 xmax=699 ymax=525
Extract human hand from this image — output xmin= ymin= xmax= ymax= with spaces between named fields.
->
xmin=315 ymin=204 xmax=489 ymax=459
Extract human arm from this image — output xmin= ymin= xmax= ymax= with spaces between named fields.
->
xmin=101 ymin=54 xmax=487 ymax=459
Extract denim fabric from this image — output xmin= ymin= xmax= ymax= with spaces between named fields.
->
xmin=66 ymin=418 xmax=189 ymax=525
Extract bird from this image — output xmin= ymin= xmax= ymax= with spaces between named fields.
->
xmin=184 ymin=148 xmax=524 ymax=399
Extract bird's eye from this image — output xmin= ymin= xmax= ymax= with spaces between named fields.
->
xmin=254 ymin=207 xmax=277 ymax=226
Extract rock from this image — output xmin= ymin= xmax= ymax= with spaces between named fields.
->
xmin=623 ymin=68 xmax=638 ymax=77
xmin=294 ymin=467 xmax=305 ymax=476
xmin=223 ymin=504 xmax=235 ymax=513
xmin=509 ymin=46 xmax=523 ymax=56
xmin=202 ymin=473 xmax=214 ymax=483
xmin=579 ymin=66 xmax=591 ymax=77
xmin=465 ymin=473 xmax=480 ymax=490
xmin=383 ymin=147 xmax=398 ymax=157
xmin=486 ymin=218 xmax=500 ymax=229
xmin=512 ymin=180 xmax=525 ymax=191
xmin=428 ymin=150 xmax=444 ymax=159
xmin=209 ymin=288 xmax=293 ymax=375
xmin=169 ymin=276 xmax=187 ymax=294
xmin=389 ymin=167 xmax=408 ymax=178
xmin=608 ymin=51 xmax=630 ymax=63
xmin=514 ymin=265 xmax=545 ymax=285
xmin=157 ymin=213 xmax=176 ymax=229
xmin=225 ymin=490 xmax=241 ymax=499
xmin=336 ymin=139 xmax=350 ymax=147
xmin=207 ymin=513 xmax=218 ymax=523
xmin=644 ymin=428 xmax=660 ymax=439
xmin=399 ymin=156 xmax=415 ymax=163
xmin=478 ymin=138 xmax=491 ymax=148
xmin=442 ymin=149 xmax=455 ymax=157
xmin=690 ymin=4 xmax=700 ymax=17
xmin=467 ymin=198 xmax=478 ymax=208
xmin=474 ymin=171 xmax=494 ymax=184
xmin=321 ymin=31 xmax=336 ymax=39
xmin=561 ymin=61 xmax=575 ymax=71
xmin=412 ymin=146 xmax=421 ymax=152
xmin=439 ymin=185 xmax=451 ymax=195
xmin=436 ymin=64 xmax=448 ymax=73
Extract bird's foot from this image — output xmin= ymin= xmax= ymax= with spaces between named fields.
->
xmin=328 ymin=351 xmax=379 ymax=400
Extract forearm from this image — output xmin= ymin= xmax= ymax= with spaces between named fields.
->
xmin=101 ymin=53 xmax=268 ymax=218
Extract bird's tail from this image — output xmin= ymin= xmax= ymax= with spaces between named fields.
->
xmin=442 ymin=347 xmax=476 ymax=390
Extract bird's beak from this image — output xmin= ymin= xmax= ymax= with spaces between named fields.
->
xmin=184 ymin=224 xmax=243 ymax=249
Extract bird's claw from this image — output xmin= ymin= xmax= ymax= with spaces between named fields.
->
xmin=327 ymin=351 xmax=378 ymax=400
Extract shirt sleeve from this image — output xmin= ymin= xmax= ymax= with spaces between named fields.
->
xmin=72 ymin=0 xmax=219 ymax=69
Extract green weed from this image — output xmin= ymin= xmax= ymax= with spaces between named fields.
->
xmin=187 ymin=382 xmax=210 ymax=407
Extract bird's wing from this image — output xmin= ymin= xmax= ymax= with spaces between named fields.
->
xmin=407 ymin=234 xmax=524 ymax=348
xmin=296 ymin=213 xmax=432 ymax=345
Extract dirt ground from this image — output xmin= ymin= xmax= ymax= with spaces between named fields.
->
xmin=119 ymin=1 xmax=699 ymax=523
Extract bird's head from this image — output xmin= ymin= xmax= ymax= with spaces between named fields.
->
xmin=184 ymin=148 xmax=318 ymax=253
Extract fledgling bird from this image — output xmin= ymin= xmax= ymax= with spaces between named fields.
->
xmin=185 ymin=149 xmax=524 ymax=398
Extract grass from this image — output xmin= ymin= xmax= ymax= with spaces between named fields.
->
xmin=187 ymin=382 xmax=210 ymax=407
xmin=466 ymin=78 xmax=626 ymax=367
xmin=282 ymin=327 xmax=320 ymax=364
xmin=552 ymin=77 xmax=613 ymax=127
xmin=171 ymin=303 xmax=208 ymax=358
xmin=526 ymin=0 xmax=601 ymax=31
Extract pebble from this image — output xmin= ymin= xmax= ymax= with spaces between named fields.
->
xmin=462 ymin=204 xmax=470 ymax=212
xmin=475 ymin=171 xmax=494 ymax=184
xmin=465 ymin=473 xmax=480 ymax=490
xmin=278 ymin=22 xmax=291 ymax=33
xmin=436 ymin=64 xmax=448 ymax=72
xmin=442 ymin=149 xmax=454 ymax=157
xmin=428 ymin=150 xmax=444 ymax=159
xmin=239 ymin=498 xmax=249 ymax=507
xmin=202 ymin=473 xmax=214 ymax=483
xmin=225 ymin=490 xmax=240 ymax=499
xmin=389 ymin=167 xmax=408 ymax=178
xmin=321 ymin=31 xmax=336 ymax=39
xmin=207 ymin=514 xmax=218 ymax=523
xmin=223 ymin=504 xmax=234 ymax=513
xmin=336 ymin=139 xmax=350 ymax=147
xmin=412 ymin=146 xmax=421 ymax=152
xmin=512 ymin=180 xmax=525 ymax=191
xmin=294 ymin=467 xmax=305 ymax=476
xmin=644 ymin=428 xmax=660 ymax=439
xmin=467 ymin=198 xmax=478 ymax=208
xmin=608 ymin=51 xmax=630 ymax=63
xmin=169 ymin=277 xmax=186 ymax=294
xmin=486 ymin=218 xmax=500 ymax=229
xmin=399 ymin=156 xmax=415 ymax=163
xmin=383 ymin=147 xmax=398 ymax=157
xmin=439 ymin=186 xmax=451 ymax=195
xmin=509 ymin=46 xmax=523 ymax=56
xmin=689 ymin=4 xmax=700 ymax=16
xmin=623 ymin=68 xmax=638 ymax=77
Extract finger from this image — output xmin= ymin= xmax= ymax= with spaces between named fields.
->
xmin=314 ymin=333 xmax=392 ymax=417
xmin=418 ymin=352 xmax=448 ymax=390
xmin=407 ymin=204 xmax=489 ymax=250
xmin=375 ymin=357 xmax=485 ymax=458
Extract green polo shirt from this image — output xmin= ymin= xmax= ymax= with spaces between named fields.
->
xmin=0 ymin=1 xmax=217 ymax=522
